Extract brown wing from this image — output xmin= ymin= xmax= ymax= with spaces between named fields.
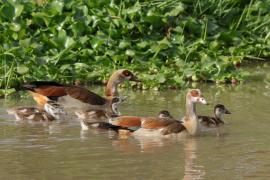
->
xmin=198 ymin=115 xmax=219 ymax=127
xmin=24 ymin=81 xmax=107 ymax=106
xmin=111 ymin=116 xmax=142 ymax=127
xmin=141 ymin=117 xmax=175 ymax=129
xmin=23 ymin=81 xmax=68 ymax=97
xmin=65 ymin=86 xmax=106 ymax=105
xmin=161 ymin=121 xmax=186 ymax=135
xmin=36 ymin=86 xmax=67 ymax=97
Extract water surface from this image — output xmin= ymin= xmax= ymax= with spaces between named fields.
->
xmin=0 ymin=65 xmax=270 ymax=179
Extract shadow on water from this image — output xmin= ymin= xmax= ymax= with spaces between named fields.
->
xmin=0 ymin=64 xmax=270 ymax=179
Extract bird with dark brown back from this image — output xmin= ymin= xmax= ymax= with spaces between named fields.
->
xmin=22 ymin=69 xmax=139 ymax=120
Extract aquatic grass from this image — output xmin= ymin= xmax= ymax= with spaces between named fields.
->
xmin=0 ymin=0 xmax=269 ymax=93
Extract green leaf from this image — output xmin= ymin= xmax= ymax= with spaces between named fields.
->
xmin=32 ymin=12 xmax=53 ymax=26
xmin=0 ymin=3 xmax=15 ymax=20
xmin=9 ymin=23 xmax=21 ymax=32
xmin=60 ymin=64 xmax=72 ymax=72
xmin=48 ymin=1 xmax=64 ymax=15
xmin=65 ymin=37 xmax=75 ymax=48
xmin=14 ymin=4 xmax=24 ymax=17
xmin=124 ymin=2 xmax=141 ymax=14
xmin=137 ymin=41 xmax=149 ymax=49
xmin=17 ymin=66 xmax=29 ymax=74
xmin=19 ymin=38 xmax=31 ymax=47
xmin=157 ymin=74 xmax=166 ymax=83
xmin=158 ymin=38 xmax=171 ymax=48
xmin=119 ymin=40 xmax=130 ymax=49
xmin=90 ymin=37 xmax=105 ymax=49
xmin=125 ymin=50 xmax=135 ymax=56
xmin=74 ymin=63 xmax=89 ymax=69
xmin=79 ymin=36 xmax=89 ymax=44
xmin=165 ymin=3 xmax=184 ymax=17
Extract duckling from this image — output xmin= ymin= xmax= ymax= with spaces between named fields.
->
xmin=7 ymin=100 xmax=65 ymax=122
xmin=75 ymin=96 xmax=126 ymax=123
xmin=7 ymin=107 xmax=55 ymax=121
xmin=198 ymin=104 xmax=231 ymax=128
xmin=157 ymin=110 xmax=186 ymax=135
xmin=158 ymin=110 xmax=175 ymax=119
xmin=78 ymin=97 xmax=133 ymax=134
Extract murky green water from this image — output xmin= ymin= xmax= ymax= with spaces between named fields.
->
xmin=1 ymin=65 xmax=270 ymax=179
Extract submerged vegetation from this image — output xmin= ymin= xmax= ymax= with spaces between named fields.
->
xmin=0 ymin=0 xmax=269 ymax=92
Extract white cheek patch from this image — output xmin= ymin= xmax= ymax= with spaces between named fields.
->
xmin=199 ymin=97 xmax=207 ymax=104
xmin=191 ymin=96 xmax=199 ymax=102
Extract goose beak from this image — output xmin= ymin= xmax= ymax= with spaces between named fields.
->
xmin=225 ymin=109 xmax=231 ymax=114
xmin=130 ymin=75 xmax=141 ymax=82
xmin=199 ymin=97 xmax=208 ymax=105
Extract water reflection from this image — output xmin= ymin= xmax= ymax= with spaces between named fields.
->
xmin=112 ymin=134 xmax=206 ymax=179
xmin=182 ymin=138 xmax=205 ymax=180
xmin=0 ymin=64 xmax=270 ymax=179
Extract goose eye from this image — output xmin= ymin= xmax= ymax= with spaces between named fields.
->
xmin=123 ymin=70 xmax=131 ymax=76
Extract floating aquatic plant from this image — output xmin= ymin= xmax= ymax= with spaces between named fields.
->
xmin=0 ymin=0 xmax=269 ymax=92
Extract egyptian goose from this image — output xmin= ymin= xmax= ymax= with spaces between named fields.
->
xmin=110 ymin=89 xmax=207 ymax=136
xmin=105 ymin=69 xmax=140 ymax=97
xmin=22 ymin=81 xmax=121 ymax=117
xmin=198 ymin=104 xmax=231 ymax=128
xmin=74 ymin=69 xmax=138 ymax=121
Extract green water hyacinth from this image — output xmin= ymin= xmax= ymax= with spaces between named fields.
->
xmin=0 ymin=0 xmax=269 ymax=91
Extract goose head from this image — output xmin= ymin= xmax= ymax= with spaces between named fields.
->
xmin=119 ymin=69 xmax=140 ymax=82
xmin=214 ymin=104 xmax=231 ymax=119
xmin=105 ymin=69 xmax=140 ymax=97
xmin=186 ymin=89 xmax=208 ymax=105
xmin=158 ymin=110 xmax=174 ymax=119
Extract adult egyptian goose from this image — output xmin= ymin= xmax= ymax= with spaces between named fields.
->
xmin=22 ymin=81 xmax=120 ymax=117
xmin=74 ymin=69 xmax=138 ymax=121
xmin=105 ymin=69 xmax=140 ymax=97
xmin=110 ymin=89 xmax=207 ymax=136
xmin=198 ymin=104 xmax=231 ymax=128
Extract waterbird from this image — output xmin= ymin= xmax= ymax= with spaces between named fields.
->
xmin=109 ymin=89 xmax=208 ymax=136
xmin=198 ymin=104 xmax=231 ymax=128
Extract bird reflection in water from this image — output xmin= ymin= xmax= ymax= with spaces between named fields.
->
xmin=112 ymin=135 xmax=206 ymax=179
xmin=183 ymin=138 xmax=205 ymax=180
